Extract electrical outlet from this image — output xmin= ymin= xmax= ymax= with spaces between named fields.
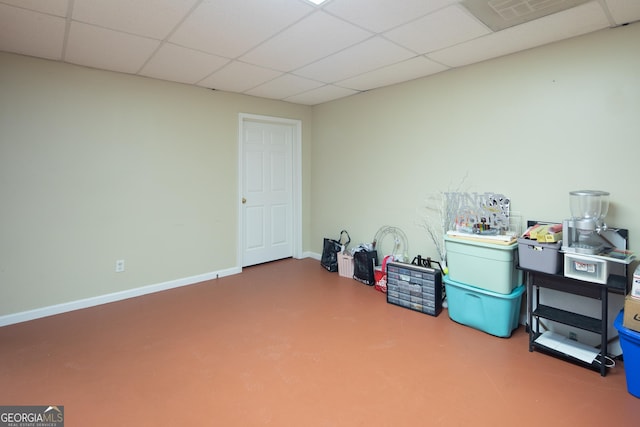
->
xmin=115 ymin=259 xmax=125 ymax=273
xmin=569 ymin=331 xmax=577 ymax=341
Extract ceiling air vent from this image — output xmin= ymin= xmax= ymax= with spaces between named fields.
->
xmin=461 ymin=0 xmax=592 ymax=31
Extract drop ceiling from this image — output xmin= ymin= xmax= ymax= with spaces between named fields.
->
xmin=1 ymin=0 xmax=639 ymax=105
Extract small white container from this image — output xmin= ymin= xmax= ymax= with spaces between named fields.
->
xmin=564 ymin=253 xmax=608 ymax=284
xmin=337 ymin=253 xmax=354 ymax=278
xmin=631 ymin=265 xmax=640 ymax=298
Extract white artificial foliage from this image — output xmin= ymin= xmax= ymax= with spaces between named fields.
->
xmin=418 ymin=175 xmax=469 ymax=265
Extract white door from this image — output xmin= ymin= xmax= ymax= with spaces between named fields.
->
xmin=239 ymin=114 xmax=301 ymax=267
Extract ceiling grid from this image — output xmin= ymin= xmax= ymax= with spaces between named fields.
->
xmin=0 ymin=0 xmax=638 ymax=105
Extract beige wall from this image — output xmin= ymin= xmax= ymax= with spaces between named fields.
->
xmin=310 ymin=23 xmax=640 ymax=350
xmin=0 ymin=53 xmax=312 ymax=317
xmin=311 ymin=23 xmax=640 ymax=262
xmin=1 ymin=21 xmax=639 ymax=322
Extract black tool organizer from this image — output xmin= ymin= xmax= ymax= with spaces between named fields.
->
xmin=386 ymin=259 xmax=443 ymax=317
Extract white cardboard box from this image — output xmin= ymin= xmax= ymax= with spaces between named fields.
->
xmin=631 ymin=274 xmax=640 ymax=299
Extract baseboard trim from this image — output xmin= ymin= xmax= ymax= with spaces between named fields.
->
xmin=305 ymin=251 xmax=321 ymax=260
xmin=0 ymin=267 xmax=241 ymax=327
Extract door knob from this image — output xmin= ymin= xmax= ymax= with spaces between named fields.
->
xmin=242 ymin=197 xmax=246 ymax=204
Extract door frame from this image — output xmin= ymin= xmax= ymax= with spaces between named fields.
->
xmin=237 ymin=113 xmax=302 ymax=269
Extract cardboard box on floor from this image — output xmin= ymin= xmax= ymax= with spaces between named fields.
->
xmin=624 ymin=296 xmax=640 ymax=333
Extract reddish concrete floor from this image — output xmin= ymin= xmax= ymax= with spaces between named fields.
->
xmin=1 ymin=258 xmax=638 ymax=426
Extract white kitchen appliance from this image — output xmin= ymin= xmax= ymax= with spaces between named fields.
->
xmin=561 ymin=190 xmax=634 ymax=283
xmin=562 ymin=190 xmax=611 ymax=255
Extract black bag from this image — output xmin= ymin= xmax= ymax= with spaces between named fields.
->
xmin=320 ymin=230 xmax=351 ymax=272
xmin=353 ymin=249 xmax=378 ymax=285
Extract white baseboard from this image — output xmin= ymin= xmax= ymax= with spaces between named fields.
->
xmin=0 ymin=266 xmax=241 ymax=327
xmin=304 ymin=251 xmax=321 ymax=260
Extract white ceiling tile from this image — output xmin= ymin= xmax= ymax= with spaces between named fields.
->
xmin=139 ymin=43 xmax=229 ymax=84
xmin=337 ymin=56 xmax=449 ymax=91
xmin=324 ymin=0 xmax=456 ymax=33
xmin=294 ymin=37 xmax=415 ymax=83
xmin=0 ymin=0 xmax=68 ymax=16
xmin=427 ymin=1 xmax=610 ymax=67
xmin=385 ymin=5 xmax=491 ymax=54
xmin=2 ymin=0 xmax=638 ymax=106
xmin=240 ymin=11 xmax=371 ymax=72
xmin=71 ymin=0 xmax=198 ymax=39
xmin=245 ymin=74 xmax=324 ymax=100
xmin=0 ymin=4 xmax=66 ymax=60
xmin=284 ymin=85 xmax=359 ymax=105
xmin=604 ymin=0 xmax=640 ymax=25
xmin=197 ymin=61 xmax=283 ymax=93
xmin=170 ymin=0 xmax=313 ymax=58
xmin=65 ymin=22 xmax=160 ymax=74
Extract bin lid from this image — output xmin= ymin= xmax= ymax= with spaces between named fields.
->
xmin=443 ymin=275 xmax=525 ymax=298
xmin=445 ymin=233 xmax=517 ymax=248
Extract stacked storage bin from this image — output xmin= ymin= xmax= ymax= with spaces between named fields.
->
xmin=443 ymin=235 xmax=524 ymax=337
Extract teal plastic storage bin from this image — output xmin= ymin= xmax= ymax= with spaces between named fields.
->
xmin=445 ymin=236 xmax=522 ymax=294
xmin=444 ymin=275 xmax=524 ymax=338
xmin=614 ymin=310 xmax=640 ymax=398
